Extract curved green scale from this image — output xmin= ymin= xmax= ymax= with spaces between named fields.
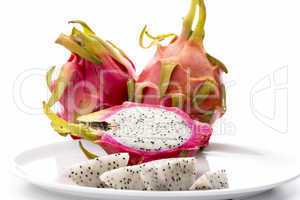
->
xmin=134 ymin=81 xmax=159 ymax=103
xmin=79 ymin=141 xmax=98 ymax=160
xmin=139 ymin=25 xmax=177 ymax=49
xmin=55 ymin=33 xmax=101 ymax=64
xmin=46 ymin=66 xmax=55 ymax=90
xmin=43 ymin=102 xmax=98 ymax=141
xmin=221 ymin=84 xmax=227 ymax=113
xmin=159 ymin=61 xmax=178 ymax=97
xmin=127 ymin=79 xmax=135 ymax=102
xmin=71 ymin=27 xmax=106 ymax=61
xmin=181 ymin=0 xmax=198 ymax=39
xmin=69 ymin=20 xmax=96 ymax=35
xmin=170 ymin=93 xmax=186 ymax=108
xmin=106 ymin=40 xmax=132 ymax=62
xmin=46 ymin=68 xmax=68 ymax=108
xmin=193 ymin=79 xmax=218 ymax=107
xmin=206 ymin=53 xmax=228 ymax=73
xmin=190 ymin=0 xmax=206 ymax=43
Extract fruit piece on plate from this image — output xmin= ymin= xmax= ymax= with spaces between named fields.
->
xmin=190 ymin=169 xmax=229 ymax=190
xmin=100 ymin=157 xmax=197 ymax=190
xmin=140 ymin=157 xmax=197 ymax=191
xmin=67 ymin=152 xmax=129 ymax=188
xmin=135 ymin=0 xmax=228 ymax=124
xmin=43 ymin=101 xmax=212 ymax=165
xmin=100 ymin=164 xmax=144 ymax=190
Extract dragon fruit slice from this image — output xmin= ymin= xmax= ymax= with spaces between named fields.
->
xmin=134 ymin=0 xmax=228 ymax=124
xmin=67 ymin=152 xmax=129 ymax=188
xmin=140 ymin=158 xmax=197 ymax=191
xmin=100 ymin=164 xmax=144 ymax=190
xmin=43 ymin=102 xmax=212 ymax=165
xmin=100 ymin=157 xmax=197 ymax=191
xmin=46 ymin=20 xmax=136 ymax=132
xmin=190 ymin=169 xmax=229 ymax=190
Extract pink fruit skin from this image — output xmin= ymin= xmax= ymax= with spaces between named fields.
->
xmin=136 ymin=39 xmax=224 ymax=124
xmin=94 ymin=102 xmax=212 ymax=165
xmin=52 ymin=54 xmax=135 ymax=123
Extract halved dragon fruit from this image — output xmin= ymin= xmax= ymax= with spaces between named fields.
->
xmin=43 ymin=102 xmax=212 ymax=165
xmin=46 ymin=20 xmax=136 ymax=131
xmin=134 ymin=0 xmax=228 ymax=124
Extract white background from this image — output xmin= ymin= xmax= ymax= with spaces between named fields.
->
xmin=1 ymin=0 xmax=300 ymax=199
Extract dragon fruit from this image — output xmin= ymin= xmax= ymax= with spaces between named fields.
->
xmin=190 ymin=169 xmax=229 ymax=190
xmin=100 ymin=164 xmax=144 ymax=190
xmin=100 ymin=157 xmax=197 ymax=191
xmin=43 ymin=102 xmax=212 ymax=165
xmin=134 ymin=0 xmax=228 ymax=124
xmin=140 ymin=158 xmax=197 ymax=191
xmin=46 ymin=20 xmax=136 ymax=132
xmin=67 ymin=152 xmax=129 ymax=188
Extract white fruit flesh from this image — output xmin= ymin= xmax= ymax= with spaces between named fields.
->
xmin=141 ymin=158 xmax=197 ymax=191
xmin=100 ymin=165 xmax=144 ymax=190
xmin=105 ymin=107 xmax=192 ymax=152
xmin=190 ymin=169 xmax=229 ymax=190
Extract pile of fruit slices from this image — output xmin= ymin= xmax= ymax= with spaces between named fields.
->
xmin=66 ymin=152 xmax=228 ymax=191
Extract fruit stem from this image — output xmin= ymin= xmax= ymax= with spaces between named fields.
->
xmin=190 ymin=0 xmax=206 ymax=43
xmin=181 ymin=0 xmax=197 ymax=39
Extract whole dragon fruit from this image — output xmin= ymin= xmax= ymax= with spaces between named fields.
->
xmin=46 ymin=20 xmax=136 ymax=131
xmin=134 ymin=0 xmax=228 ymax=124
xmin=43 ymin=102 xmax=212 ymax=165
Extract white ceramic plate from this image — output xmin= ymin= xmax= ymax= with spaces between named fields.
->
xmin=12 ymin=140 xmax=300 ymax=200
